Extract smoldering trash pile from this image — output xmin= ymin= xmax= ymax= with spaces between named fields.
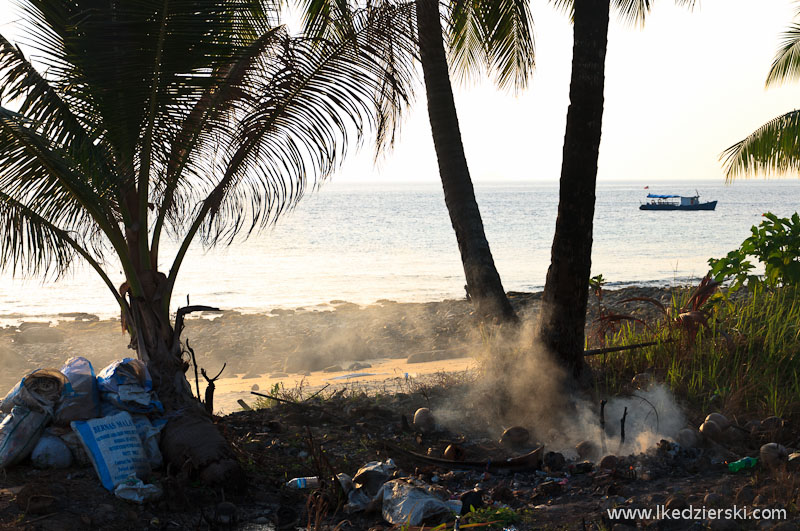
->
xmin=0 ymin=357 xmax=165 ymax=503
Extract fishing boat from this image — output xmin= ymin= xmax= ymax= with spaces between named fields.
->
xmin=640 ymin=192 xmax=717 ymax=211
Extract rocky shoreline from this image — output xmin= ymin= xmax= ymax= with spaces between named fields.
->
xmin=0 ymin=286 xmax=677 ymax=404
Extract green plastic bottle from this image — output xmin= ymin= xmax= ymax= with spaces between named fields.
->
xmin=728 ymin=456 xmax=758 ymax=472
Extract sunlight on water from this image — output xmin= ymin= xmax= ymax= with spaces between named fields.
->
xmin=1 ymin=179 xmax=798 ymax=324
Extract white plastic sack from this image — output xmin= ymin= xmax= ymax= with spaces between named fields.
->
xmin=377 ymin=479 xmax=461 ymax=526
xmin=31 ymin=435 xmax=73 ymax=469
xmin=132 ymin=415 xmax=166 ymax=468
xmin=59 ymin=431 xmax=91 ymax=467
xmin=54 ymin=357 xmax=99 ymax=425
xmin=0 ymin=406 xmax=49 ymax=468
xmin=96 ymin=359 xmax=163 ymax=414
xmin=1 ymin=369 xmax=68 ymax=416
xmin=71 ymin=411 xmax=151 ymax=490
xmin=114 ymin=475 xmax=163 ymax=504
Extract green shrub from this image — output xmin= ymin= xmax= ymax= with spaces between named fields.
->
xmin=709 ymin=212 xmax=800 ymax=289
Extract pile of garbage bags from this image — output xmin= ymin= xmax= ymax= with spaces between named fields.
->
xmin=0 ymin=357 xmax=165 ymax=503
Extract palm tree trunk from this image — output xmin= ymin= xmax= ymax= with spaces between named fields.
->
xmin=127 ymin=271 xmax=244 ymax=487
xmin=539 ymin=0 xmax=610 ymax=379
xmin=415 ymin=0 xmax=517 ymax=324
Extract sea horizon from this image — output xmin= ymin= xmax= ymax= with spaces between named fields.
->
xmin=2 ymin=178 xmax=798 ymax=325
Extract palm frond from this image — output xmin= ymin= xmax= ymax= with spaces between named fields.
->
xmin=767 ymin=22 xmax=800 ymax=87
xmin=448 ymin=0 xmax=534 ymax=92
xmin=550 ymin=0 xmax=697 ymax=28
xmin=166 ymin=2 xmax=417 ymax=291
xmin=612 ymin=0 xmax=652 ymax=27
xmin=0 ymin=107 xmax=120 ymax=239
xmin=298 ymin=0 xmax=358 ymax=40
xmin=722 ymin=109 xmax=800 ymax=180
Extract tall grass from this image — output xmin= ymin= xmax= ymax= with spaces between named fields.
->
xmin=589 ymin=285 xmax=800 ymax=422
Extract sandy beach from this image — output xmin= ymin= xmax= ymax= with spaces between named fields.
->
xmin=0 ymin=286 xmax=674 ymax=411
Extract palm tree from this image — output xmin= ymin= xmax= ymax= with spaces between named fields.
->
xmin=302 ymin=0 xmax=534 ymax=323
xmin=723 ymin=7 xmax=800 ymax=178
xmin=416 ymin=0 xmax=533 ymax=323
xmin=539 ymin=0 xmax=696 ymax=380
xmin=0 ymin=0 xmax=416 ymax=485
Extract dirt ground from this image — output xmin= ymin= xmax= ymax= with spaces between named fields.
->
xmin=2 ymin=287 xmax=796 ymax=530
xmin=0 ymin=368 xmax=798 ymax=530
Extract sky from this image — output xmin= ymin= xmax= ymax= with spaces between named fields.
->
xmin=1 ymin=0 xmax=798 ymax=184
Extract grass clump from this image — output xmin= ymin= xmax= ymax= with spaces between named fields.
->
xmin=590 ymin=283 xmax=800 ymax=423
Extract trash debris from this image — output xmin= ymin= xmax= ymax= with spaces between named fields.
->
xmin=727 ymin=456 xmax=758 ymax=472
xmin=377 ymin=478 xmax=461 ymax=526
xmin=31 ymin=434 xmax=73 ymax=469
xmin=0 ymin=405 xmax=49 ymax=467
xmin=353 ymin=459 xmax=397 ymax=495
xmin=114 ymin=476 xmax=163 ymax=504
xmin=97 ymin=359 xmax=163 ymax=414
xmin=286 ymin=476 xmax=321 ymax=489
xmin=54 ymin=357 xmax=100 ymax=425
xmin=71 ymin=410 xmax=151 ymax=490
xmin=132 ymin=415 xmax=166 ymax=468
xmin=1 ymin=369 xmax=68 ymax=416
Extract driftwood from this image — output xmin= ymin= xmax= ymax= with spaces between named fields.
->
xmin=201 ymin=363 xmax=226 ymax=415
xmin=583 ymin=341 xmax=665 ymax=357
xmin=250 ymin=391 xmax=351 ymax=425
xmin=381 ymin=440 xmax=543 ymax=470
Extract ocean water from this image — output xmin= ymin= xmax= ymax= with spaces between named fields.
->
xmin=1 ymin=179 xmax=799 ymax=324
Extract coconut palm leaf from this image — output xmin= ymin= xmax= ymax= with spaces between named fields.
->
xmin=767 ymin=8 xmax=800 ymax=87
xmin=165 ymin=3 xmax=417 ymax=295
xmin=722 ymin=110 xmax=800 ymax=179
xmin=447 ymin=0 xmax=534 ymax=91
xmin=550 ymin=0 xmax=697 ymax=27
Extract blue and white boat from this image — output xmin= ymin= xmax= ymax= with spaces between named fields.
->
xmin=640 ymin=192 xmax=717 ymax=211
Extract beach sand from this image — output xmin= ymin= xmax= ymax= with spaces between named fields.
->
xmin=0 ymin=286 xmax=674 ymax=411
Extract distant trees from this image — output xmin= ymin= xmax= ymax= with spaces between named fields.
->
xmin=539 ymin=0 xmax=697 ymax=381
xmin=0 ymin=0 xmax=416 ymax=485
xmin=723 ymin=6 xmax=800 ymax=179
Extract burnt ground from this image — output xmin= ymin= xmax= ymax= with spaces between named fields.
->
xmin=0 ymin=377 xmax=797 ymax=531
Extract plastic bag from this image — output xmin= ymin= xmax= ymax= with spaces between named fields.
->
xmin=114 ymin=475 xmax=163 ymax=504
xmin=0 ymin=406 xmax=49 ymax=468
xmin=353 ymin=459 xmax=396 ymax=495
xmin=97 ymin=359 xmax=163 ymax=414
xmin=71 ymin=411 xmax=151 ymax=490
xmin=377 ymin=479 xmax=461 ymax=526
xmin=1 ymin=369 xmax=69 ymax=416
xmin=31 ymin=435 xmax=73 ymax=469
xmin=54 ymin=357 xmax=99 ymax=425
xmin=132 ymin=415 xmax=166 ymax=468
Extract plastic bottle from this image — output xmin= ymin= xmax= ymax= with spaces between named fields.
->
xmin=727 ymin=456 xmax=758 ymax=472
xmin=286 ymin=476 xmax=320 ymax=489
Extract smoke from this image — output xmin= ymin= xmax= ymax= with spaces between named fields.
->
xmin=432 ymin=305 xmax=686 ymax=459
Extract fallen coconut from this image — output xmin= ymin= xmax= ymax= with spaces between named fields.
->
xmin=413 ymin=407 xmax=435 ymax=434
xmin=760 ymin=443 xmax=788 ymax=470
xmin=704 ymin=413 xmax=730 ymax=431
xmin=575 ymin=440 xmax=597 ymax=460
xmin=699 ymin=420 xmax=722 ymax=442
xmin=599 ymin=455 xmax=618 ymax=470
xmin=443 ymin=444 xmax=465 ymax=461
xmin=677 ymin=428 xmax=700 ymax=448
xmin=499 ymin=426 xmax=530 ymax=448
